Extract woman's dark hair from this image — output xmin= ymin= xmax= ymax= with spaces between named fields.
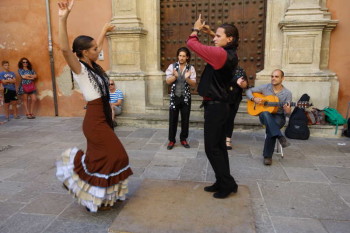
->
xmin=72 ymin=35 xmax=94 ymax=58
xmin=218 ymin=23 xmax=239 ymax=49
xmin=176 ymin=47 xmax=191 ymax=63
xmin=71 ymin=35 xmax=113 ymax=128
xmin=18 ymin=57 xmax=32 ymax=70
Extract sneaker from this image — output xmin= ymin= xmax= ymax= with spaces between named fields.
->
xmin=14 ymin=116 xmax=20 ymax=119
xmin=167 ymin=141 xmax=175 ymax=150
xmin=180 ymin=140 xmax=190 ymax=148
xmin=264 ymin=158 xmax=272 ymax=165
xmin=278 ymin=136 xmax=290 ymax=148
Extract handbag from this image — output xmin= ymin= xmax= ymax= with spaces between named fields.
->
xmin=22 ymin=82 xmax=36 ymax=93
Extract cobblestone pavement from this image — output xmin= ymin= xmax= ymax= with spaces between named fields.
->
xmin=0 ymin=116 xmax=350 ymax=233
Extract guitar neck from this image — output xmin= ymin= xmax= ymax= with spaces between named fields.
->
xmin=265 ymin=102 xmax=296 ymax=107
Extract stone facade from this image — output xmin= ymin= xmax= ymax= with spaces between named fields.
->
xmin=256 ymin=0 xmax=338 ymax=109
xmin=108 ymin=0 xmax=339 ymax=114
xmin=0 ymin=0 xmax=347 ymax=117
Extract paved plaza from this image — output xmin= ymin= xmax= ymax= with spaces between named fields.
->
xmin=0 ymin=116 xmax=350 ymax=233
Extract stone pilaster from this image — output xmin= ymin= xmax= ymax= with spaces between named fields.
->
xmin=256 ymin=0 xmax=338 ymax=109
xmin=107 ymin=0 xmax=165 ymax=114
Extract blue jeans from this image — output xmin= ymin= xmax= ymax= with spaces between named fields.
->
xmin=259 ymin=111 xmax=286 ymax=158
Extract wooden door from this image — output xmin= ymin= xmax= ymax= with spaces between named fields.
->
xmin=160 ymin=0 xmax=266 ymax=90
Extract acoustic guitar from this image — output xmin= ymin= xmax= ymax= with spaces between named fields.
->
xmin=247 ymin=93 xmax=312 ymax=116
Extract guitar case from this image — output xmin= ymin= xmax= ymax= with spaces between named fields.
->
xmin=285 ymin=94 xmax=310 ymax=140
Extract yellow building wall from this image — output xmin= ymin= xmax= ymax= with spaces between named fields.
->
xmin=328 ymin=1 xmax=350 ymax=117
xmin=0 ymin=0 xmax=112 ymax=117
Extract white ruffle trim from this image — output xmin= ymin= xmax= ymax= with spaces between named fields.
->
xmin=56 ymin=147 xmax=128 ymax=212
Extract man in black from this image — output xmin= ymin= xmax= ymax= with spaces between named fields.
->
xmin=187 ymin=15 xmax=239 ymax=198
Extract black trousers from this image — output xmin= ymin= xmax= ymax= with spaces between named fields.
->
xmin=225 ymin=101 xmax=241 ymax=138
xmin=168 ymin=96 xmax=191 ymax=142
xmin=204 ymin=101 xmax=237 ymax=191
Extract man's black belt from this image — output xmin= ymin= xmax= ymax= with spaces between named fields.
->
xmin=200 ymin=100 xmax=223 ymax=108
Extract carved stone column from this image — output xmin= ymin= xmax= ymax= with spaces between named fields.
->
xmin=256 ymin=0 xmax=338 ymax=109
xmin=107 ymin=0 xmax=164 ymax=113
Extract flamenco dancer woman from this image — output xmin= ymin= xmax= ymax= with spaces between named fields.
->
xmin=55 ymin=0 xmax=132 ymax=212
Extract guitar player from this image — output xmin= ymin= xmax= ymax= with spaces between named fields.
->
xmin=246 ymin=69 xmax=292 ymax=165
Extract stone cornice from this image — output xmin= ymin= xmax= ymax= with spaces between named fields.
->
xmin=279 ymin=19 xmax=338 ymax=30
xmin=107 ymin=27 xmax=148 ymax=36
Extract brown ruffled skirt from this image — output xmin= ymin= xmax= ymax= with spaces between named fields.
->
xmin=56 ymin=98 xmax=133 ymax=212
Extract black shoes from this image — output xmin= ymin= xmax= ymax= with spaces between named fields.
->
xmin=213 ymin=185 xmax=238 ymax=199
xmin=204 ymin=183 xmax=220 ymax=192
xmin=181 ymin=140 xmax=190 ymax=148
xmin=264 ymin=158 xmax=272 ymax=165
xmin=167 ymin=141 xmax=175 ymax=150
xmin=277 ymin=136 xmax=290 ymax=148
xmin=205 ymin=183 xmax=238 ymax=198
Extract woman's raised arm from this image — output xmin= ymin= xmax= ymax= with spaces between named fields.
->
xmin=58 ymin=0 xmax=81 ymax=74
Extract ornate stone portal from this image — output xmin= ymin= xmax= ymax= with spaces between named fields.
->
xmin=256 ymin=0 xmax=338 ymax=108
xmin=108 ymin=0 xmax=338 ymax=114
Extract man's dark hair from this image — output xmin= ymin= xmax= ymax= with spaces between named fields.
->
xmin=72 ymin=35 xmax=94 ymax=58
xmin=218 ymin=23 xmax=239 ymax=49
xmin=2 ymin=60 xmax=9 ymax=66
xmin=18 ymin=57 xmax=32 ymax=70
xmin=176 ymin=47 xmax=191 ymax=63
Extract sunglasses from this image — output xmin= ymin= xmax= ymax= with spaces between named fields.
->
xmin=22 ymin=61 xmax=28 ymax=64
xmin=109 ymin=83 xmax=114 ymax=86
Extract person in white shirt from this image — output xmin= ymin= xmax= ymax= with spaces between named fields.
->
xmin=56 ymin=0 xmax=132 ymax=213
xmin=165 ymin=47 xmax=196 ymax=150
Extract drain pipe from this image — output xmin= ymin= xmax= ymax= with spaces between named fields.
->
xmin=45 ymin=0 xmax=59 ymax=116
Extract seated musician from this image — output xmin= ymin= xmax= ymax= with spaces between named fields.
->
xmin=246 ymin=69 xmax=292 ymax=165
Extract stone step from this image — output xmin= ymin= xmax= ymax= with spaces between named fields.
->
xmin=153 ymin=96 xmax=249 ymax=118
xmin=146 ymin=104 xmax=249 ymax=118
xmin=117 ymin=112 xmax=343 ymax=138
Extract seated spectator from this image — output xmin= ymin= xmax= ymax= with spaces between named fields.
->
xmin=109 ymin=80 xmax=123 ymax=124
xmin=0 ymin=60 xmax=20 ymax=122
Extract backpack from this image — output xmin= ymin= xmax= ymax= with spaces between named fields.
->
xmin=305 ymin=108 xmax=326 ymax=125
xmin=305 ymin=110 xmax=317 ymax=125
xmin=323 ymin=107 xmax=347 ymax=134
xmin=285 ymin=94 xmax=310 ymax=140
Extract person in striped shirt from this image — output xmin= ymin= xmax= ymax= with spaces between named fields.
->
xmin=109 ymin=80 xmax=123 ymax=123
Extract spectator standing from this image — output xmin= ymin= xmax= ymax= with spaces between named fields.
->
xmin=0 ymin=61 xmax=20 ymax=122
xmin=18 ymin=57 xmax=37 ymax=119
xmin=225 ymin=66 xmax=248 ymax=150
